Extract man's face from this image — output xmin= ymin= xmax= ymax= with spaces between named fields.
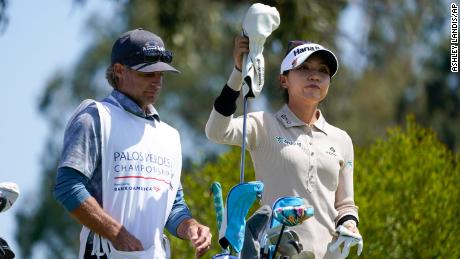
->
xmin=114 ymin=63 xmax=164 ymax=110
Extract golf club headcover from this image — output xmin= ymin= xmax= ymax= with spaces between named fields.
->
xmin=0 ymin=237 xmax=15 ymax=259
xmin=273 ymin=205 xmax=314 ymax=227
xmin=0 ymin=182 xmax=20 ymax=213
xmin=210 ymin=182 xmax=225 ymax=232
xmin=241 ymin=3 xmax=280 ymax=98
xmin=270 ymin=196 xmax=313 ymax=228
xmin=219 ymin=181 xmax=264 ymax=253
xmin=329 ymin=224 xmax=363 ymax=259
xmin=266 ymin=227 xmax=303 ymax=256
xmin=241 ymin=205 xmax=272 ymax=258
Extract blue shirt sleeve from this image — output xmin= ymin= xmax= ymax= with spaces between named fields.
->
xmin=165 ymin=183 xmax=192 ymax=237
xmin=56 ymin=100 xmax=104 ymax=205
xmin=59 ymin=101 xmax=100 ymax=179
xmin=53 ymin=167 xmax=91 ymax=211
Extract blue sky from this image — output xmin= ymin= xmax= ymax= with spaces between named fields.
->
xmin=0 ymin=1 xmax=113 ymax=258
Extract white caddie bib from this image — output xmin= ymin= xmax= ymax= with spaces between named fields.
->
xmin=77 ymin=99 xmax=181 ymax=259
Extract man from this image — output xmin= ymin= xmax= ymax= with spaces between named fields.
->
xmin=54 ymin=28 xmax=211 ymax=259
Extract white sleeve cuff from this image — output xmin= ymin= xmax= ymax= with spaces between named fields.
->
xmin=227 ymin=67 xmax=243 ymax=91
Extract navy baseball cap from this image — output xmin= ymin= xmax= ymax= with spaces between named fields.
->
xmin=111 ymin=28 xmax=180 ymax=73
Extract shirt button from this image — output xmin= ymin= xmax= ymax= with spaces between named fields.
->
xmin=310 ymin=165 xmax=314 ymax=170
xmin=309 ymin=142 xmax=313 ymax=145
xmin=311 ymin=152 xmax=314 ymax=156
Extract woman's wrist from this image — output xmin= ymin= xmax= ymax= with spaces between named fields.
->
xmin=227 ymin=66 xmax=243 ymax=91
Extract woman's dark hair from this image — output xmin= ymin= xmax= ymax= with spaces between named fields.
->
xmin=280 ymin=41 xmax=313 ymax=103
xmin=280 ymin=70 xmax=289 ymax=103
xmin=285 ymin=40 xmax=314 ymax=56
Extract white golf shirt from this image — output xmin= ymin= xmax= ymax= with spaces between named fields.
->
xmin=206 ymin=99 xmax=358 ymax=259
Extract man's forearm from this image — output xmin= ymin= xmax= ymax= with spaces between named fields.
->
xmin=54 ymin=167 xmax=92 ymax=211
xmin=165 ymin=187 xmax=192 ymax=237
xmin=176 ymin=218 xmax=199 ymax=240
xmin=70 ymin=196 xmax=123 ymax=242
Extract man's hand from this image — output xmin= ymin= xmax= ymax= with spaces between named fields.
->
xmin=329 ymin=221 xmax=363 ymax=259
xmin=177 ymin=218 xmax=212 ymax=258
xmin=110 ymin=226 xmax=144 ymax=252
xmin=70 ymin=197 xmax=144 ymax=252
xmin=233 ymin=35 xmax=249 ymax=71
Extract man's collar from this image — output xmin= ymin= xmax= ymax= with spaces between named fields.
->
xmin=275 ymin=104 xmax=329 ymax=134
xmin=109 ymin=90 xmax=160 ymax=121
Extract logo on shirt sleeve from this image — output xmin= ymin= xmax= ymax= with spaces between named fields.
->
xmin=347 ymin=161 xmax=353 ymax=168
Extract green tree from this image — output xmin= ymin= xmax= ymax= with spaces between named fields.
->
xmin=15 ymin=0 xmax=457 ymax=257
xmin=397 ymin=41 xmax=460 ymax=151
xmin=323 ymin=0 xmax=458 ymax=151
xmin=0 ymin=0 xmax=8 ymax=33
xmin=354 ymin=117 xmax=460 ymax=258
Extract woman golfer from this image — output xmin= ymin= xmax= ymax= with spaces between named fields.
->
xmin=205 ymin=36 xmax=363 ymax=258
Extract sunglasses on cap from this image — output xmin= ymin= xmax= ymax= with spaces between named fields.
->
xmin=121 ymin=48 xmax=174 ymax=65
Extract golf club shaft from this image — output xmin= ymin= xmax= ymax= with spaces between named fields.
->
xmin=272 ymin=224 xmax=286 ymax=258
xmin=240 ymin=96 xmax=248 ymax=183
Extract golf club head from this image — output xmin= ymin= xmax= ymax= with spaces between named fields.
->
xmin=241 ymin=205 xmax=272 ymax=258
xmin=290 ymin=250 xmax=315 ymax=259
xmin=287 ymin=239 xmax=303 ymax=254
xmin=0 ymin=182 xmax=19 ymax=213
xmin=266 ymin=228 xmax=302 ymax=256
xmin=0 ymin=237 xmax=15 ymax=259
xmin=267 ymin=227 xmax=299 ymax=243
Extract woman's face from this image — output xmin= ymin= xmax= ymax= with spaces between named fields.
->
xmin=280 ymin=54 xmax=331 ymax=106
